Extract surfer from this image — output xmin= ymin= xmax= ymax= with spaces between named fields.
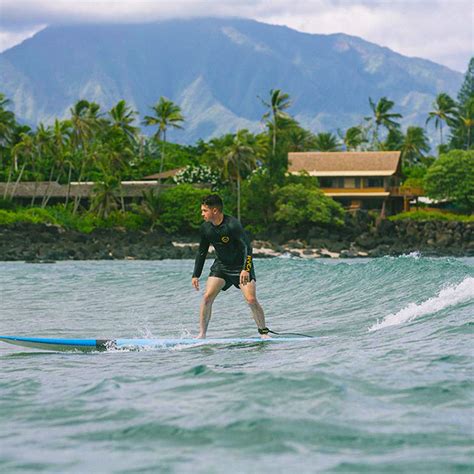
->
xmin=192 ymin=194 xmax=270 ymax=339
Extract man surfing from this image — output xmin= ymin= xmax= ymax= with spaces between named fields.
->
xmin=192 ymin=194 xmax=270 ymax=339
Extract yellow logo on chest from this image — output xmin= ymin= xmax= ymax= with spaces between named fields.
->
xmin=221 ymin=236 xmax=230 ymax=243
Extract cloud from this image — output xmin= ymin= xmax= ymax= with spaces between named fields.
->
xmin=257 ymin=0 xmax=473 ymax=72
xmin=0 ymin=0 xmax=472 ymax=71
xmin=0 ymin=24 xmax=47 ymax=52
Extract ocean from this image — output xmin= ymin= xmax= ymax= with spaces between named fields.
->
xmin=1 ymin=256 xmax=473 ymax=473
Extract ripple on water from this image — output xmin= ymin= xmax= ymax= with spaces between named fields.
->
xmin=0 ymin=258 xmax=473 ymax=472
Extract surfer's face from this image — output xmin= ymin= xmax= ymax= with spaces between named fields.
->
xmin=201 ymin=205 xmax=217 ymax=222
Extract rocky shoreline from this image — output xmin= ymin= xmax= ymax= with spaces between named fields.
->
xmin=0 ymin=219 xmax=472 ymax=262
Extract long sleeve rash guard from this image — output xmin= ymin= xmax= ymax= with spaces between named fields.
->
xmin=192 ymin=215 xmax=253 ymax=278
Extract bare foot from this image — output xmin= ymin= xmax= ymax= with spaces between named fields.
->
xmin=195 ymin=333 xmax=206 ymax=339
xmin=260 ymin=334 xmax=271 ymax=339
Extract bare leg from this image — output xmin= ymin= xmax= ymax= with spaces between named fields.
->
xmin=239 ymin=281 xmax=269 ymax=337
xmin=198 ymin=276 xmax=225 ymax=338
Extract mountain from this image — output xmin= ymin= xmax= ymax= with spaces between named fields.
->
xmin=0 ymin=17 xmax=463 ymax=144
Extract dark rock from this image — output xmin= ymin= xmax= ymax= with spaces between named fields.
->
xmin=340 ymin=249 xmax=358 ymax=258
xmin=319 ymin=253 xmax=332 ymax=258
xmin=286 ymin=250 xmax=301 ymax=258
xmin=435 ymin=232 xmax=453 ymax=247
xmin=355 ymin=233 xmax=378 ymax=249
xmin=286 ymin=239 xmax=306 ymax=249
xmin=326 ymin=241 xmax=348 ymax=253
xmin=0 ymin=218 xmax=472 ymax=261
xmin=376 ymin=219 xmax=395 ymax=236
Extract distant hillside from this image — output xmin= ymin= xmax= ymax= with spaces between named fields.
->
xmin=0 ymin=18 xmax=463 ymax=144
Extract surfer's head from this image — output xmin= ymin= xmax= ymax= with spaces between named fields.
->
xmin=201 ymin=194 xmax=223 ymax=222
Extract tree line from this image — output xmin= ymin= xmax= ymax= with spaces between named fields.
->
xmin=0 ymin=57 xmax=472 ymax=228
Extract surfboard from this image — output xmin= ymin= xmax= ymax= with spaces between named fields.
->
xmin=0 ymin=335 xmax=311 ymax=352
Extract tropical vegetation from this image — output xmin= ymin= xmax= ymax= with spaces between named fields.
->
xmin=423 ymin=150 xmax=474 ymax=212
xmin=0 ymin=57 xmax=472 ymax=235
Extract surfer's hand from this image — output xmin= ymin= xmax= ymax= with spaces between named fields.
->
xmin=240 ymin=270 xmax=250 ymax=286
xmin=192 ymin=277 xmax=200 ymax=291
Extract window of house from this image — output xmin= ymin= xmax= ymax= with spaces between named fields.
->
xmin=345 ymin=178 xmax=356 ymax=188
xmin=320 ymin=178 xmax=333 ymax=187
xmin=367 ymin=177 xmax=384 ymax=187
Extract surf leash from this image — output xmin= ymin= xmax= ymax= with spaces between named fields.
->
xmin=258 ymin=327 xmax=313 ymax=338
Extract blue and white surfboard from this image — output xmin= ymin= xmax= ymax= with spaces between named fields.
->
xmin=0 ymin=335 xmax=311 ymax=352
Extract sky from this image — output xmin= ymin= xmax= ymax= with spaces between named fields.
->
xmin=0 ymin=0 xmax=472 ymax=72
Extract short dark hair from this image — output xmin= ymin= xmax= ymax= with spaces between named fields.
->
xmin=202 ymin=194 xmax=223 ymax=211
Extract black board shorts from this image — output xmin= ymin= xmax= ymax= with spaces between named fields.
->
xmin=209 ymin=261 xmax=256 ymax=291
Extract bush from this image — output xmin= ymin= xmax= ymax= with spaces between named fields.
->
xmin=0 ymin=210 xmax=16 ymax=225
xmin=0 ymin=207 xmax=59 ymax=225
xmin=0 ymin=198 xmax=16 ymax=210
xmin=173 ymin=165 xmax=222 ymax=190
xmin=389 ymin=210 xmax=474 ymax=222
xmin=0 ymin=206 xmax=147 ymax=233
xmin=157 ymin=184 xmax=210 ymax=234
xmin=240 ymin=168 xmax=275 ymax=233
xmin=424 ymin=150 xmax=474 ymax=212
xmin=401 ymin=177 xmax=424 ymax=190
xmin=45 ymin=205 xmax=94 ymax=232
xmin=273 ymin=183 xmax=345 ymax=227
xmin=88 ymin=211 xmax=147 ymax=232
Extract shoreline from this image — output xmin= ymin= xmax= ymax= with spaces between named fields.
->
xmin=174 ymin=241 xmax=360 ymax=259
xmin=0 ymin=220 xmax=472 ymax=262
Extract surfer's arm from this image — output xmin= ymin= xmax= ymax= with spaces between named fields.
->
xmin=192 ymin=228 xmax=210 ymax=280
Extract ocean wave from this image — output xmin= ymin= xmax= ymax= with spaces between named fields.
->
xmin=368 ymin=277 xmax=474 ymax=331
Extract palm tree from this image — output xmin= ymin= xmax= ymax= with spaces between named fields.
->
xmin=286 ymin=126 xmax=315 ymax=152
xmin=40 ymin=119 xmax=73 ymax=207
xmin=0 ymin=94 xmax=16 ymax=154
xmin=400 ymin=126 xmax=430 ymax=166
xmin=220 ymin=130 xmax=263 ymax=220
xmin=382 ymin=128 xmax=405 ymax=151
xmin=140 ymin=188 xmax=161 ymax=230
xmin=52 ymin=119 xmax=72 ymax=180
xmin=52 ymin=119 xmax=72 ymax=169
xmin=313 ymin=132 xmax=341 ymax=151
xmin=90 ymin=174 xmax=120 ymax=219
xmin=343 ymin=126 xmax=367 ymax=151
xmin=3 ymin=124 xmax=30 ymax=198
xmin=31 ymin=123 xmax=55 ymax=206
xmin=365 ymin=97 xmax=402 ymax=147
xmin=260 ymin=89 xmax=291 ymax=170
xmin=69 ymin=100 xmax=102 ymax=213
xmin=426 ymin=93 xmax=457 ymax=145
xmin=8 ymin=133 xmax=34 ymax=199
xmin=143 ymin=97 xmax=184 ymax=183
xmin=456 ymin=98 xmax=474 ymax=149
xmin=70 ymin=100 xmax=100 ymax=151
xmin=108 ymin=100 xmax=138 ymax=143
xmin=102 ymin=135 xmax=135 ymax=211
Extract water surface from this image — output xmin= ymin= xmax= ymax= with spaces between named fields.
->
xmin=1 ymin=257 xmax=473 ymax=473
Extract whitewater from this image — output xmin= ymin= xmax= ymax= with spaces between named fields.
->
xmin=0 ymin=256 xmax=472 ymax=473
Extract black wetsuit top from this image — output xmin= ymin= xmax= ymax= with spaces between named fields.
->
xmin=192 ymin=215 xmax=254 ymax=289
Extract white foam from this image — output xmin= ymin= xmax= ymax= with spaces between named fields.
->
xmin=369 ymin=276 xmax=474 ymax=332
xmin=402 ymin=251 xmax=421 ymax=259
